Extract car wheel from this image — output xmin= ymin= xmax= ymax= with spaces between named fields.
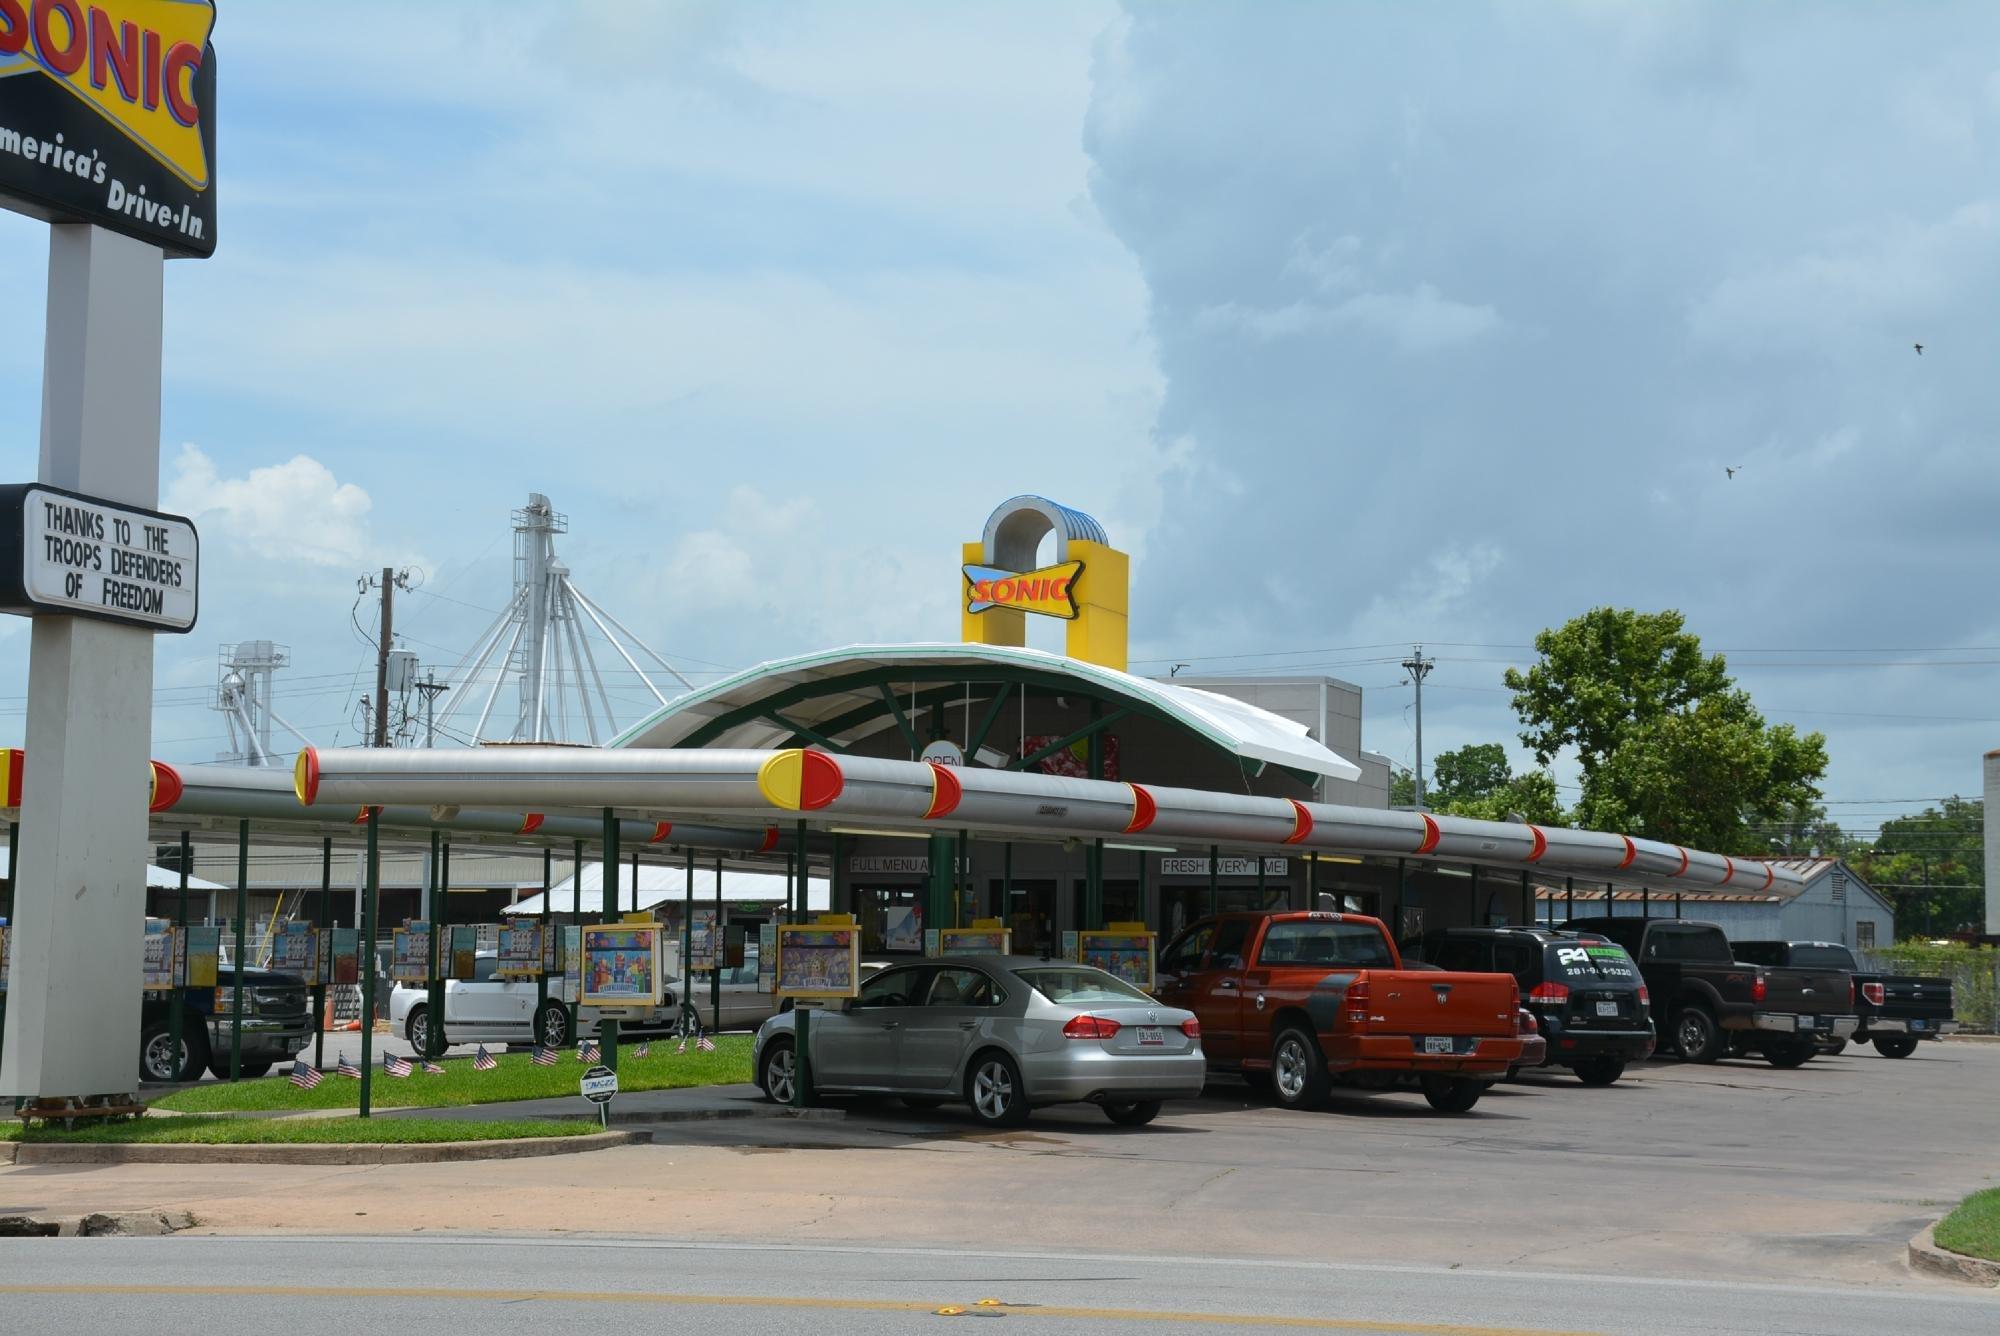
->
xmin=1420 ymin=1076 xmax=1483 ymax=1113
xmin=758 ymin=1037 xmax=796 ymax=1104
xmin=1573 ymin=1057 xmax=1625 ymax=1086
xmin=1873 ymin=1035 xmax=1919 ymax=1059
xmin=535 ymin=1003 xmax=570 ymax=1049
xmin=1102 ymin=1100 xmax=1162 ymax=1127
xmin=1764 ymin=1039 xmax=1815 ymax=1069
xmin=405 ymin=1005 xmax=430 ymax=1052
xmin=965 ymin=1051 xmax=1030 ymax=1128
xmin=139 ymin=1021 xmax=207 ymax=1083
xmin=901 ymin=1096 xmax=945 ymax=1111
xmin=1674 ymin=1006 xmax=1724 ymax=1063
xmin=1270 ymin=1026 xmax=1330 ymax=1111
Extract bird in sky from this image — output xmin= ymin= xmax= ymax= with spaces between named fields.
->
xmin=1726 ymin=466 xmax=1740 ymax=479
xmin=1914 ymin=342 xmax=1924 ymax=355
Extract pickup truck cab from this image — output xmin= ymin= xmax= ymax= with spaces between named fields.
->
xmin=1732 ymin=940 xmax=1956 ymax=1059
xmin=1567 ymin=917 xmax=1856 ymax=1068
xmin=1155 ymin=910 xmax=1524 ymax=1114
xmin=1402 ymin=927 xmax=1653 ymax=1086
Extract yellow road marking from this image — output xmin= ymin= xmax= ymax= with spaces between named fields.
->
xmin=0 ymin=1284 xmax=1601 ymax=1335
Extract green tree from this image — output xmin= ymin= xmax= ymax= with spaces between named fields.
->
xmin=1502 ymin=608 xmax=1828 ymax=852
xmin=1427 ymin=742 xmax=1567 ymax=825
xmin=1852 ymin=797 xmax=1984 ymax=936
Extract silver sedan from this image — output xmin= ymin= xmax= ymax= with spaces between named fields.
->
xmin=752 ymin=956 xmax=1205 ymax=1127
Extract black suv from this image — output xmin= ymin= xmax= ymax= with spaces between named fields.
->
xmin=1401 ymin=927 xmax=1654 ymax=1085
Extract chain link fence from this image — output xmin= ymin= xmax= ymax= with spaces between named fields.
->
xmin=1858 ymin=945 xmax=1999 ymax=1033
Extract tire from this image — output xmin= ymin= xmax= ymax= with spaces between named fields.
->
xmin=965 ymin=1050 xmax=1030 ymax=1128
xmin=901 ymin=1096 xmax=945 ymax=1111
xmin=138 ymin=1020 xmax=208 ymax=1083
xmin=1764 ymin=1039 xmax=1815 ymax=1069
xmin=1873 ymin=1034 xmax=1919 ymax=1059
xmin=758 ymin=1037 xmax=797 ymax=1104
xmin=1574 ymin=1057 xmax=1625 ymax=1087
xmin=1102 ymin=1100 xmax=1163 ymax=1127
xmin=535 ymin=1003 xmax=570 ymax=1049
xmin=1421 ymin=1076 xmax=1483 ymax=1113
xmin=1673 ymin=1006 xmax=1724 ymax=1063
xmin=405 ymin=1005 xmax=431 ymax=1052
xmin=1270 ymin=1026 xmax=1331 ymax=1111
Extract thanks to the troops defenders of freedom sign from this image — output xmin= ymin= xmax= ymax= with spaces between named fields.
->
xmin=0 ymin=483 xmax=197 ymax=630
xmin=0 ymin=0 xmax=217 ymax=257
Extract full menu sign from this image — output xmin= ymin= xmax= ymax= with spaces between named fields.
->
xmin=0 ymin=482 xmax=197 ymax=630
xmin=0 ymin=0 xmax=218 ymax=257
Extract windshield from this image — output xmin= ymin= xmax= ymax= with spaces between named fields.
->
xmin=1256 ymin=920 xmax=1393 ymax=968
xmin=1550 ymin=942 xmax=1641 ymax=982
xmin=1014 ymin=967 xmax=1153 ymax=1005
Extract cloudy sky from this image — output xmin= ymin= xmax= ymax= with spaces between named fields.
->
xmin=1 ymin=2 xmax=1994 ymax=844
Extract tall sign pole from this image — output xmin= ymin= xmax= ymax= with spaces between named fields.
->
xmin=0 ymin=3 xmax=219 ymax=1104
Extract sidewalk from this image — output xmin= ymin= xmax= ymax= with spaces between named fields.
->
xmin=373 ymin=1082 xmax=842 ymax=1125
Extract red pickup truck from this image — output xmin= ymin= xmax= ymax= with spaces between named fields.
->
xmin=1154 ymin=911 xmax=1525 ymax=1113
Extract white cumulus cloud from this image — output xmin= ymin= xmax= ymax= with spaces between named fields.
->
xmin=163 ymin=445 xmax=377 ymax=568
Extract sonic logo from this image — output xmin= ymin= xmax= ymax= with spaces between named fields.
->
xmin=0 ymin=0 xmax=214 ymax=189
xmin=963 ymin=559 xmax=1083 ymax=621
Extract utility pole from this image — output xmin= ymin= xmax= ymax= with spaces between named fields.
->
xmin=1401 ymin=645 xmax=1435 ymax=810
xmin=415 ymin=675 xmax=447 ymax=747
xmin=360 ymin=567 xmax=411 ymax=748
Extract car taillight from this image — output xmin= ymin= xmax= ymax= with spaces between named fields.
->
xmin=1180 ymin=1018 xmax=1201 ymax=1038
xmin=1528 ymin=982 xmax=1569 ymax=1005
xmin=1862 ymin=982 xmax=1884 ymax=1006
xmin=1848 ymin=977 xmax=1856 ymax=1007
xmin=1517 ymin=1009 xmax=1540 ymax=1035
xmin=1344 ymin=979 xmax=1371 ymax=1026
xmin=1062 ymin=1014 xmax=1121 ymax=1040
xmin=1752 ymin=973 xmax=1767 ymax=1004
xmin=1637 ymin=985 xmax=1650 ymax=1007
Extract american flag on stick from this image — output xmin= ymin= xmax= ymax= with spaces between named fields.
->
xmin=336 ymin=1053 xmax=362 ymax=1078
xmin=696 ymin=1034 xmax=716 ymax=1053
xmin=579 ymin=1041 xmax=601 ymax=1063
xmin=531 ymin=1045 xmax=559 ymax=1067
xmin=473 ymin=1045 xmax=498 ymax=1071
xmin=675 ymin=1037 xmax=687 ymax=1054
xmin=287 ymin=1059 xmax=324 ymax=1090
xmin=384 ymin=1051 xmax=414 ymax=1078
xmin=420 ymin=1059 xmax=445 ymax=1075
xmin=633 ymin=1042 xmax=650 ymax=1059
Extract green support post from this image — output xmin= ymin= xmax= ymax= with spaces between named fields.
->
xmin=230 ymin=818 xmax=248 ymax=1081
xmin=631 ymin=849 xmax=639 ymax=918
xmin=1256 ymin=851 xmax=1267 ymax=912
xmin=959 ymin=827 xmax=971 ymax=928
xmin=682 ymin=845 xmax=694 ymax=989
xmin=1208 ymin=844 xmax=1219 ymax=918
xmin=1309 ymin=853 xmax=1319 ymax=912
xmin=602 ymin=809 xmax=619 ymax=926
xmin=711 ymin=856 xmax=723 ymax=1033
xmin=360 ymin=808 xmax=380 ymax=1118
xmin=796 ymin=819 xmax=808 ymax=922
xmin=1003 ymin=841 xmax=1012 ymax=934
xmin=569 ymin=839 xmax=584 ymax=1038
xmin=792 ymin=1005 xmax=814 ymax=1108
xmin=537 ymin=847 xmax=551 ymax=1026
xmin=425 ymin=830 xmax=443 ymax=1061
xmin=830 ymin=833 xmax=845 ymax=917
xmin=926 ymin=834 xmax=952 ymax=945
xmin=1565 ymin=877 xmax=1574 ymax=925
xmin=1138 ymin=845 xmax=1148 ymax=930
xmin=1521 ymin=870 xmax=1532 ymax=928
xmin=314 ymin=836 xmax=331 ymax=1070
xmin=171 ymin=830 xmax=189 ymax=1080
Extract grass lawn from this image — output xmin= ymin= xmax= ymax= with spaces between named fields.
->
xmin=1935 ymin=1187 xmax=2000 ymax=1262
xmin=1 ymin=1116 xmax=593 ymax=1144
xmin=154 ymin=1035 xmax=752 ymax=1114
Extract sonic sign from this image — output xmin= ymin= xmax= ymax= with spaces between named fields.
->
xmin=0 ymin=0 xmax=217 ymax=257
xmin=963 ymin=559 xmax=1083 ymax=621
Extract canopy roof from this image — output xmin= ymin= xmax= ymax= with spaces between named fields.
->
xmin=612 ymin=643 xmax=1362 ymax=783
xmin=509 ymin=862 xmax=827 ymax=916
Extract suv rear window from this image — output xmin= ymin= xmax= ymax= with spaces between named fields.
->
xmin=1256 ymin=921 xmax=1393 ymax=968
xmin=1781 ymin=945 xmax=1855 ymax=971
xmin=1549 ymin=942 xmax=1640 ymax=982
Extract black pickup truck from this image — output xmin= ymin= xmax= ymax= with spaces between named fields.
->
xmin=1733 ymin=940 xmax=1956 ymax=1059
xmin=1567 ymin=918 xmax=1856 ymax=1068
xmin=139 ymin=967 xmax=314 ymax=1083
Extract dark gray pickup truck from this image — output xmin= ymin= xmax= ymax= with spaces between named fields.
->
xmin=139 ymin=967 xmax=314 ymax=1083
xmin=1733 ymin=940 xmax=1956 ymax=1059
xmin=1567 ymin=918 xmax=1857 ymax=1068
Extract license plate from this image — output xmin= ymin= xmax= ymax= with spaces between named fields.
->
xmin=1423 ymin=1036 xmax=1454 ymax=1055
xmin=1595 ymin=1001 xmax=1619 ymax=1018
xmin=1798 ymin=1015 xmax=1814 ymax=1030
xmin=1137 ymin=1026 xmax=1166 ymax=1047
xmin=1910 ymin=1020 xmax=1927 ymax=1031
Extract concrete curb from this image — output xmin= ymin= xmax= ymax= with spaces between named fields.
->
xmin=1941 ymin=1033 xmax=2000 ymax=1045
xmin=1909 ymin=1222 xmax=2000 ymax=1287
xmin=7 ymin=1129 xmax=648 ymax=1166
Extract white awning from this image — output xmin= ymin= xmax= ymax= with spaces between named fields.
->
xmin=0 ymin=844 xmax=226 ymax=891
xmin=509 ymin=862 xmax=829 ymax=917
xmin=611 ymin=643 xmax=1362 ymax=782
